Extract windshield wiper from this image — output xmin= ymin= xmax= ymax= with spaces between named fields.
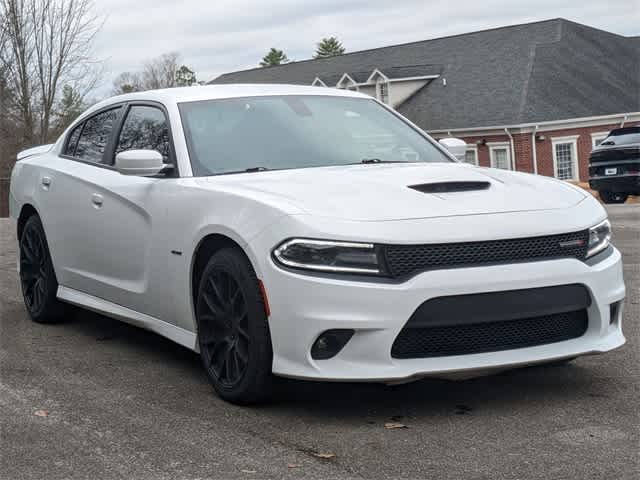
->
xmin=213 ymin=166 xmax=271 ymax=176
xmin=359 ymin=158 xmax=409 ymax=164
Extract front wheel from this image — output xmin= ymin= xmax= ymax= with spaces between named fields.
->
xmin=599 ymin=190 xmax=628 ymax=204
xmin=196 ymin=248 xmax=273 ymax=404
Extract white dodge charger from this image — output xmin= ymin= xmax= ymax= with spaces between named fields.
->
xmin=9 ymin=85 xmax=626 ymax=404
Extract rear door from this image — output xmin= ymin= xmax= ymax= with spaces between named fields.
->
xmin=41 ymin=105 xmax=125 ymax=294
xmin=47 ymin=103 xmax=177 ymax=319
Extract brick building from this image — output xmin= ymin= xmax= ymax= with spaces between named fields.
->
xmin=212 ymin=18 xmax=639 ymax=182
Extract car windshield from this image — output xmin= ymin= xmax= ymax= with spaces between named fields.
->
xmin=178 ymin=95 xmax=452 ymax=176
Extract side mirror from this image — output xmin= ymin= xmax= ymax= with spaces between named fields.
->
xmin=439 ymin=138 xmax=467 ymax=161
xmin=115 ymin=150 xmax=167 ymax=176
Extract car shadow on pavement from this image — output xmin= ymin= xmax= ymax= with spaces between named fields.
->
xmin=50 ymin=306 xmax=609 ymax=424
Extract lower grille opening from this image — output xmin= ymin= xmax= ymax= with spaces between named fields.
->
xmin=391 ymin=310 xmax=588 ymax=359
xmin=609 ymin=301 xmax=622 ymax=325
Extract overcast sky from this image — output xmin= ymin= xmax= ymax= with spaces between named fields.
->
xmin=92 ymin=0 xmax=638 ymax=95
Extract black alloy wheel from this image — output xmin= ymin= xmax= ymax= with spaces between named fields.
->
xmin=196 ymin=248 xmax=273 ymax=404
xmin=19 ymin=215 xmax=66 ymax=323
xmin=198 ymin=269 xmax=250 ymax=387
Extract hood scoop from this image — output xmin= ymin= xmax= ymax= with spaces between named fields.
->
xmin=409 ymin=181 xmax=491 ymax=194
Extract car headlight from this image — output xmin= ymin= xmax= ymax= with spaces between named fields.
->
xmin=272 ymin=239 xmax=384 ymax=275
xmin=587 ymin=219 xmax=612 ymax=258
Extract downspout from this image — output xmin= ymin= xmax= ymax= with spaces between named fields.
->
xmin=531 ymin=125 xmax=539 ymax=175
xmin=621 ymin=114 xmax=628 ymax=127
xmin=504 ymin=127 xmax=516 ymax=171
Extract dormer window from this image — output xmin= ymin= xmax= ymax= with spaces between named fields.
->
xmin=378 ymin=82 xmax=390 ymax=104
xmin=326 ymin=67 xmax=439 ymax=107
xmin=311 ymin=77 xmax=327 ymax=87
xmin=336 ymin=73 xmax=358 ymax=91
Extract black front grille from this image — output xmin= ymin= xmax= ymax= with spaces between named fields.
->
xmin=391 ymin=310 xmax=588 ymax=359
xmin=382 ymin=230 xmax=589 ymax=278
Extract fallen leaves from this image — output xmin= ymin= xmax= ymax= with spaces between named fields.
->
xmin=311 ymin=452 xmax=336 ymax=459
xmin=287 ymin=464 xmax=301 ymax=469
xmin=384 ymin=422 xmax=407 ymax=429
xmin=34 ymin=409 xmax=49 ymax=417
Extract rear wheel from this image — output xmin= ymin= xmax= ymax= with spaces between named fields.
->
xmin=599 ymin=190 xmax=628 ymax=204
xmin=19 ymin=215 xmax=67 ymax=323
xmin=196 ymin=248 xmax=273 ymax=404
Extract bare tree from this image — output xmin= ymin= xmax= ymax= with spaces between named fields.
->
xmin=0 ymin=0 xmax=34 ymax=144
xmin=113 ymin=52 xmax=195 ymax=93
xmin=112 ymin=71 xmax=142 ymax=95
xmin=0 ymin=0 xmax=102 ymax=144
xmin=141 ymin=52 xmax=179 ymax=90
xmin=0 ymin=2 xmax=28 ymax=176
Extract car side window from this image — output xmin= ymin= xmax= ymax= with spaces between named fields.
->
xmin=64 ymin=123 xmax=83 ymax=156
xmin=115 ymin=106 xmax=171 ymax=163
xmin=74 ymin=107 xmax=121 ymax=164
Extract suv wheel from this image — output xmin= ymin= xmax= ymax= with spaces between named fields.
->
xmin=599 ymin=191 xmax=628 ymax=204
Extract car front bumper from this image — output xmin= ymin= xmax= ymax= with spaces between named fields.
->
xmin=256 ymin=243 xmax=625 ymax=382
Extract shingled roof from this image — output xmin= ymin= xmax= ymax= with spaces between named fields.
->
xmin=211 ymin=19 xmax=639 ymax=131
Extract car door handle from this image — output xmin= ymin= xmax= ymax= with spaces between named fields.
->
xmin=91 ymin=194 xmax=104 ymax=207
xmin=41 ymin=176 xmax=51 ymax=189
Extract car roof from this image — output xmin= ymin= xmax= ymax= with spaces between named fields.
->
xmin=91 ymin=84 xmax=369 ymax=111
xmin=59 ymin=85 xmax=374 ymax=147
xmin=608 ymin=126 xmax=640 ymax=136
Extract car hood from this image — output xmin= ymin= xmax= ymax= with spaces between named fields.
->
xmin=204 ymin=163 xmax=587 ymax=221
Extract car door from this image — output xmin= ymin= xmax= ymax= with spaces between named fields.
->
xmin=48 ymin=103 xmax=176 ymax=319
xmin=41 ymin=105 xmax=126 ymax=297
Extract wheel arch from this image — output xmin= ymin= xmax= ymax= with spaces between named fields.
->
xmin=17 ymin=203 xmax=40 ymax=241
xmin=190 ymin=233 xmax=258 ymax=315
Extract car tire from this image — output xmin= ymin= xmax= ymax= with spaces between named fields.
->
xmin=196 ymin=247 xmax=274 ymax=404
xmin=599 ymin=191 xmax=628 ymax=204
xmin=19 ymin=215 xmax=68 ymax=323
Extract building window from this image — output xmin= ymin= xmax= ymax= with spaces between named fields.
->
xmin=464 ymin=146 xmax=478 ymax=165
xmin=489 ymin=143 xmax=511 ymax=170
xmin=377 ymin=82 xmax=389 ymax=104
xmin=552 ymin=136 xmax=579 ymax=181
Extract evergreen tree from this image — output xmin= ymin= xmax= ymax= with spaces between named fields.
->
xmin=260 ymin=48 xmax=289 ymax=67
xmin=314 ymin=37 xmax=346 ymax=58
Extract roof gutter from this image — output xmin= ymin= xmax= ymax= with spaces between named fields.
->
xmin=427 ymin=112 xmax=640 ymax=134
xmin=351 ymin=74 xmax=439 ymax=87
xmin=504 ymin=127 xmax=516 ymax=171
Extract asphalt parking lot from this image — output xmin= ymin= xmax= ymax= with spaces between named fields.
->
xmin=1 ymin=205 xmax=638 ymax=480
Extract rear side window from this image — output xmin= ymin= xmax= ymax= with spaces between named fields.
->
xmin=115 ymin=106 xmax=171 ymax=162
xmin=602 ymin=133 xmax=640 ymax=145
xmin=601 ymin=127 xmax=640 ymax=146
xmin=75 ymin=107 xmax=121 ymax=164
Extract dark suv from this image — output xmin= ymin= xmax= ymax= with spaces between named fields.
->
xmin=589 ymin=126 xmax=640 ymax=204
